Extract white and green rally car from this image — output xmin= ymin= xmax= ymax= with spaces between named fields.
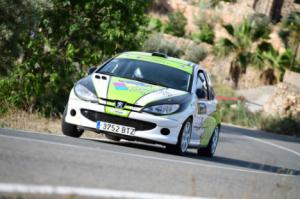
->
xmin=62 ymin=51 xmax=221 ymax=156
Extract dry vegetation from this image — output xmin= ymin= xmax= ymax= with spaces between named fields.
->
xmin=0 ymin=109 xmax=102 ymax=138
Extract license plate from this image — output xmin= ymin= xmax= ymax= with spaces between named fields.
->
xmin=96 ymin=121 xmax=135 ymax=136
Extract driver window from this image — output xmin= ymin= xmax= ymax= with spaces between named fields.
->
xmin=197 ymin=71 xmax=208 ymax=100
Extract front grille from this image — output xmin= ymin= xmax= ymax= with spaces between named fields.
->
xmin=81 ymin=109 xmax=156 ymax=131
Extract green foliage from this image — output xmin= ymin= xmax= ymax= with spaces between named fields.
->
xmin=214 ymin=14 xmax=272 ymax=87
xmin=165 ymin=11 xmax=187 ymax=37
xmin=40 ymin=0 xmax=148 ymax=69
xmin=141 ymin=33 xmax=184 ymax=58
xmin=192 ymin=24 xmax=215 ymax=44
xmin=261 ymin=116 xmax=300 ymax=137
xmin=279 ymin=12 xmax=300 ymax=48
xmin=0 ymin=0 xmax=149 ymax=117
xmin=183 ymin=44 xmax=207 ymax=63
xmin=214 ymin=84 xmax=236 ymax=97
xmin=0 ymin=0 xmax=48 ymax=75
xmin=197 ymin=0 xmax=237 ymax=8
xmin=214 ymin=84 xmax=299 ymax=136
xmin=218 ymin=101 xmax=262 ymax=127
xmin=248 ymin=13 xmax=272 ymax=40
xmin=147 ymin=17 xmax=163 ymax=32
xmin=253 ymin=42 xmax=298 ymax=76
xmin=0 ymin=32 xmax=82 ymax=116
xmin=210 ymin=0 xmax=237 ymax=7
xmin=279 ymin=12 xmax=300 ymax=72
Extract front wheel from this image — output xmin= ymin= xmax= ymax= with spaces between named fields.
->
xmin=166 ymin=118 xmax=192 ymax=155
xmin=61 ymin=105 xmax=84 ymax=138
xmin=197 ymin=126 xmax=219 ymax=157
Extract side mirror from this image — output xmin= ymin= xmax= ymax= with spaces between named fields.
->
xmin=88 ymin=66 xmax=97 ymax=75
xmin=196 ymin=88 xmax=207 ymax=99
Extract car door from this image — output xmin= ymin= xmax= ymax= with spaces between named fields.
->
xmin=189 ymin=69 xmax=217 ymax=147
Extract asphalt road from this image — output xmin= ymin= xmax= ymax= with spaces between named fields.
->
xmin=0 ymin=125 xmax=299 ymax=199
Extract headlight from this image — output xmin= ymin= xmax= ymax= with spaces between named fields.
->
xmin=74 ymin=84 xmax=98 ymax=102
xmin=143 ymin=104 xmax=180 ymax=115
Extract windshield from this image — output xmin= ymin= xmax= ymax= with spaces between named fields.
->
xmin=97 ymin=58 xmax=191 ymax=91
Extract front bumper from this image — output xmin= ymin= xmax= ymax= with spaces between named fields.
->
xmin=65 ymin=90 xmax=184 ymax=145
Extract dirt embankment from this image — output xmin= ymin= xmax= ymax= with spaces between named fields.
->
xmin=0 ymin=109 xmax=101 ymax=138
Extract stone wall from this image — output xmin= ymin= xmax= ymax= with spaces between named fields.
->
xmin=283 ymin=70 xmax=300 ymax=88
xmin=263 ymin=83 xmax=300 ymax=118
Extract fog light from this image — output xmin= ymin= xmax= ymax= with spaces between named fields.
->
xmin=161 ymin=128 xmax=170 ymax=135
xmin=70 ymin=109 xmax=76 ymax=116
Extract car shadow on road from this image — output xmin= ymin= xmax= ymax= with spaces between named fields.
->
xmin=87 ymin=138 xmax=300 ymax=176
xmin=222 ymin=125 xmax=300 ymax=144
xmin=185 ymin=153 xmax=300 ymax=176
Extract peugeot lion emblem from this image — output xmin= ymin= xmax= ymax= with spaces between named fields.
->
xmin=115 ymin=101 xmax=125 ymax=109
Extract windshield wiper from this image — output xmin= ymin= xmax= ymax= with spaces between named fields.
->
xmin=129 ymin=77 xmax=166 ymax=88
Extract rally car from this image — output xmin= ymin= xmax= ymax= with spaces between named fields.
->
xmin=62 ymin=51 xmax=221 ymax=156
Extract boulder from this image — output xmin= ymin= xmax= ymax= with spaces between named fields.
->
xmin=263 ymin=83 xmax=300 ymax=118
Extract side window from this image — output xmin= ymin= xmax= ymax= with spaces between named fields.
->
xmin=196 ymin=71 xmax=209 ymax=100
xmin=210 ymin=87 xmax=215 ymax=100
xmin=205 ymin=72 xmax=215 ymax=100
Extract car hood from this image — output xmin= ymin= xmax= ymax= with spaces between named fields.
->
xmin=79 ymin=74 xmax=189 ymax=117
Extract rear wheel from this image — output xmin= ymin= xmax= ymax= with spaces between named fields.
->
xmin=61 ymin=105 xmax=84 ymax=138
xmin=197 ymin=126 xmax=219 ymax=157
xmin=166 ymin=118 xmax=192 ymax=155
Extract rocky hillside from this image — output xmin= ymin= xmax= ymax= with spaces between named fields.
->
xmin=148 ymin=0 xmax=300 ymax=133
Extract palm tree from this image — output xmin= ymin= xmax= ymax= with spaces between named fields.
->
xmin=214 ymin=14 xmax=271 ymax=87
xmin=253 ymin=41 xmax=295 ymax=81
xmin=279 ymin=12 xmax=300 ymax=71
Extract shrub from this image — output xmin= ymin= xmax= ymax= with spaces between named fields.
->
xmin=248 ymin=13 xmax=272 ymax=40
xmin=192 ymin=24 xmax=215 ymax=44
xmin=147 ymin=17 xmax=163 ymax=32
xmin=210 ymin=84 xmax=300 ymax=137
xmin=261 ymin=116 xmax=300 ymax=137
xmin=198 ymin=0 xmax=237 ymax=9
xmin=0 ymin=0 xmax=149 ymax=117
xmin=0 ymin=0 xmax=48 ymax=75
xmin=141 ymin=33 xmax=184 ymax=57
xmin=183 ymin=44 xmax=207 ymax=63
xmin=165 ymin=11 xmax=187 ymax=37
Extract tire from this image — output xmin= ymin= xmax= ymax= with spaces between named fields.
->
xmin=105 ymin=134 xmax=121 ymax=141
xmin=166 ymin=118 xmax=192 ymax=155
xmin=197 ymin=126 xmax=219 ymax=157
xmin=61 ymin=105 xmax=84 ymax=138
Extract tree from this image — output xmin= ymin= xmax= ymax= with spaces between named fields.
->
xmin=165 ymin=11 xmax=187 ymax=37
xmin=0 ymin=0 xmax=47 ymax=75
xmin=214 ymin=14 xmax=272 ymax=87
xmin=253 ymin=42 xmax=296 ymax=81
xmin=279 ymin=12 xmax=300 ymax=71
xmin=0 ymin=0 xmax=149 ymax=116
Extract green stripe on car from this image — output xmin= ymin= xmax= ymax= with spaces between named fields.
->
xmin=105 ymin=76 xmax=163 ymax=117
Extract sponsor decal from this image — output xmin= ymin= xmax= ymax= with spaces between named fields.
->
xmin=120 ymin=80 xmax=148 ymax=87
xmin=113 ymin=82 xmax=128 ymax=90
xmin=105 ymin=106 xmax=129 ymax=117
xmin=106 ymin=76 xmax=163 ymax=117
xmin=113 ymin=80 xmax=153 ymax=93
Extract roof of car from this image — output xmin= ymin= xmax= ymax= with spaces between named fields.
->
xmin=116 ymin=51 xmax=196 ymax=74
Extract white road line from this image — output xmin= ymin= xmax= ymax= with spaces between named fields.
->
xmin=244 ymin=136 xmax=300 ymax=157
xmin=0 ymin=183 xmax=213 ymax=199
xmin=0 ymin=134 xmax=296 ymax=177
